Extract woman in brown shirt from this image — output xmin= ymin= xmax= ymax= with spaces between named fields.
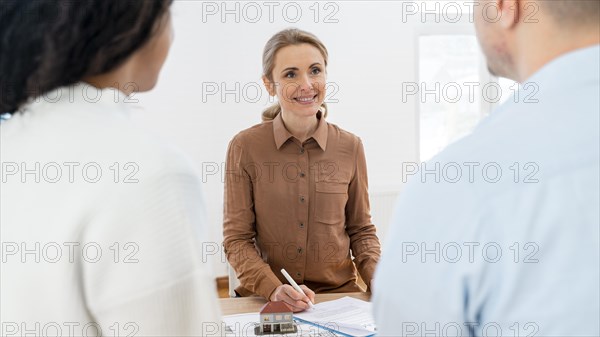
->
xmin=223 ymin=28 xmax=381 ymax=312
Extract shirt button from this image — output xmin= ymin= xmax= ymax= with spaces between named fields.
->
xmin=299 ymin=172 xmax=305 ymax=178
xmin=296 ymin=272 xmax=301 ymax=277
xmin=299 ymin=223 xmax=305 ymax=228
xmin=300 ymin=196 xmax=305 ymax=202
xmin=297 ymin=247 xmax=303 ymax=254
xmin=300 ymin=148 xmax=305 ymax=154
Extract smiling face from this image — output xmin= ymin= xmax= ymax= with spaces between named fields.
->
xmin=263 ymin=43 xmax=327 ymax=119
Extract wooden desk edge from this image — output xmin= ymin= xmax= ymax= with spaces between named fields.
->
xmin=219 ymin=292 xmax=371 ymax=316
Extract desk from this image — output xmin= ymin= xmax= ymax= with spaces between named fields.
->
xmin=219 ymin=292 xmax=370 ymax=315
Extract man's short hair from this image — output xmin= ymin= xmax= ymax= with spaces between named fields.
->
xmin=540 ymin=0 xmax=600 ymax=26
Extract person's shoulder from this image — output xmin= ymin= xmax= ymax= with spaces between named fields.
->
xmin=229 ymin=120 xmax=273 ymax=146
xmin=326 ymin=121 xmax=362 ymax=148
xmin=110 ymin=123 xmax=198 ymax=178
xmin=54 ymin=98 xmax=199 ymax=178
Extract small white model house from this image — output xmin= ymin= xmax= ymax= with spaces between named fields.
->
xmin=255 ymin=301 xmax=297 ymax=335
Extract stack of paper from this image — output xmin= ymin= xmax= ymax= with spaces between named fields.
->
xmin=294 ymin=296 xmax=376 ymax=337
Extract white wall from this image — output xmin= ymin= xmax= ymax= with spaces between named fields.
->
xmin=131 ymin=1 xmax=424 ymax=276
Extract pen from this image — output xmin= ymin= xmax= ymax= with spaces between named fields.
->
xmin=280 ymin=268 xmax=315 ymax=309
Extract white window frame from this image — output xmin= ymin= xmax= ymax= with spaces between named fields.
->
xmin=414 ymin=17 xmax=499 ymax=162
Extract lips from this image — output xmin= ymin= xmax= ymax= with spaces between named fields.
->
xmin=293 ymin=94 xmax=318 ymax=104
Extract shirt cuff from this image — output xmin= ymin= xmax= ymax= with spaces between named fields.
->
xmin=255 ymin=265 xmax=283 ymax=300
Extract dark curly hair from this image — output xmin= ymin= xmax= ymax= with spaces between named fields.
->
xmin=0 ymin=0 xmax=173 ymax=114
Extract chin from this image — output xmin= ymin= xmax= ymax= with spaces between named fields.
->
xmin=487 ymin=65 xmax=499 ymax=77
xmin=296 ymin=106 xmax=320 ymax=117
xmin=141 ymin=82 xmax=157 ymax=93
xmin=282 ymin=103 xmax=320 ymax=118
xmin=136 ymin=76 xmax=160 ymax=93
xmin=487 ymin=64 xmax=516 ymax=82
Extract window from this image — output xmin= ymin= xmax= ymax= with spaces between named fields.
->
xmin=414 ymin=10 xmax=517 ymax=162
xmin=280 ymin=323 xmax=294 ymax=332
xmin=418 ymin=34 xmax=486 ymax=161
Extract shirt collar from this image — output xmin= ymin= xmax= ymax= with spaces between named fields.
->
xmin=273 ymin=111 xmax=328 ymax=151
xmin=479 ymin=44 xmax=599 ymax=128
xmin=15 ymin=81 xmax=132 ymax=120
xmin=524 ymin=44 xmax=599 ymax=91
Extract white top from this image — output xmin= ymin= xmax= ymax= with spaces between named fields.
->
xmin=374 ymin=45 xmax=600 ymax=336
xmin=1 ymin=83 xmax=222 ymax=336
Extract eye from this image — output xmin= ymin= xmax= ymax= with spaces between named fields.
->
xmin=311 ymin=67 xmax=322 ymax=75
xmin=285 ymin=71 xmax=296 ymax=79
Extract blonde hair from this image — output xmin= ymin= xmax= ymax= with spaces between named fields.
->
xmin=261 ymin=28 xmax=329 ymax=121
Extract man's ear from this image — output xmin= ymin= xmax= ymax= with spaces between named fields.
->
xmin=262 ymin=75 xmax=275 ymax=96
xmin=497 ymin=0 xmax=520 ymax=29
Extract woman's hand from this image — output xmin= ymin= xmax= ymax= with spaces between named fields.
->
xmin=269 ymin=284 xmax=316 ymax=312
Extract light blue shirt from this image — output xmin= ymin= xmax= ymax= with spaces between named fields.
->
xmin=373 ymin=45 xmax=600 ymax=337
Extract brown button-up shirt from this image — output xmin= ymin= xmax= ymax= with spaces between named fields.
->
xmin=223 ymin=112 xmax=381 ymax=299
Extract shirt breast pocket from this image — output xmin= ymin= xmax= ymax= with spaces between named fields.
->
xmin=315 ymin=182 xmax=349 ymax=225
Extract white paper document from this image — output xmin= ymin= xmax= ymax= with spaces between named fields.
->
xmin=294 ymin=296 xmax=376 ymax=337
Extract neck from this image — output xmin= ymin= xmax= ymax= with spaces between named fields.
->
xmin=83 ymin=65 xmax=135 ymax=95
xmin=514 ymin=25 xmax=599 ymax=82
xmin=280 ymin=110 xmax=319 ymax=143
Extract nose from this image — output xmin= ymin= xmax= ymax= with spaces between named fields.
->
xmin=298 ymin=74 xmax=313 ymax=93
